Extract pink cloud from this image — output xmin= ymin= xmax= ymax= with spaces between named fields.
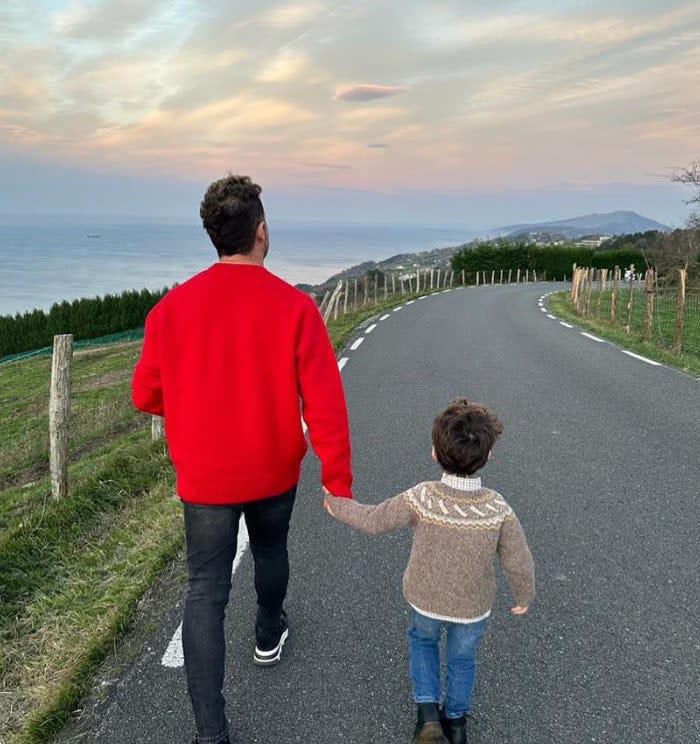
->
xmin=334 ymin=84 xmax=408 ymax=102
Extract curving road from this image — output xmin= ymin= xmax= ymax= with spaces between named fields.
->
xmin=72 ymin=283 xmax=699 ymax=744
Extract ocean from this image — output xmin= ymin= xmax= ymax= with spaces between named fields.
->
xmin=0 ymin=217 xmax=476 ymax=317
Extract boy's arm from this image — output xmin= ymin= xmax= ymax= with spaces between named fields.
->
xmin=497 ymin=515 xmax=535 ymax=609
xmin=296 ymin=299 xmax=353 ymax=498
xmin=326 ymin=489 xmax=417 ymax=534
xmin=131 ymin=311 xmax=164 ymax=416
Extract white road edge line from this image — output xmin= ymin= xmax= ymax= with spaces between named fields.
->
xmin=540 ymin=308 xmax=547 ymax=313
xmin=338 ymin=357 xmax=349 ymax=370
xmin=406 ymin=300 xmax=415 ymax=305
xmin=559 ymin=322 xmax=573 ymax=328
xmin=365 ymin=324 xmax=377 ymax=334
xmin=350 ymin=337 xmax=364 ymax=350
xmin=393 ymin=306 xmax=403 ymax=312
xmin=621 ymin=350 xmax=662 ymax=366
xmin=379 ymin=314 xmax=390 ymax=321
xmin=162 ymin=520 xmax=250 ymax=668
xmin=581 ymin=332 xmax=605 ymax=343
xmin=546 ymin=314 xmax=556 ymax=319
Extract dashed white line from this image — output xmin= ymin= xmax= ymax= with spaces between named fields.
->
xmin=559 ymin=322 xmax=573 ymax=328
xmin=162 ymin=520 xmax=250 ymax=668
xmin=393 ymin=306 xmax=403 ymax=312
xmin=406 ymin=300 xmax=415 ymax=305
xmin=540 ymin=308 xmax=548 ymax=313
xmin=547 ymin=314 xmax=556 ymax=320
xmin=379 ymin=314 xmax=390 ymax=321
xmin=338 ymin=357 xmax=349 ymax=370
xmin=350 ymin=337 xmax=364 ymax=351
xmin=581 ymin=332 xmax=605 ymax=343
xmin=418 ymin=296 xmax=428 ymax=300
xmin=621 ymin=350 xmax=661 ymax=366
xmin=365 ymin=324 xmax=377 ymax=334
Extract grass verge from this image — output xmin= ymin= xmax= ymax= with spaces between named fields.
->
xmin=548 ymin=291 xmax=700 ymax=377
xmin=0 ymin=289 xmax=445 ymax=744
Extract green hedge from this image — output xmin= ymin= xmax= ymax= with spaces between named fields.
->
xmin=0 ymin=287 xmax=169 ymax=358
xmin=451 ymin=240 xmax=645 ymax=279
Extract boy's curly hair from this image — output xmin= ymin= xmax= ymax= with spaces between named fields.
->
xmin=200 ymin=174 xmax=265 ymax=256
xmin=432 ymin=399 xmax=503 ymax=476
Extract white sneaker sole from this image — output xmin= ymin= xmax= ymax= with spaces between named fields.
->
xmin=253 ymin=628 xmax=289 ymax=666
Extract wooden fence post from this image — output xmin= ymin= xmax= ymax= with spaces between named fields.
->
xmin=50 ymin=334 xmax=74 ymax=500
xmin=611 ymin=266 xmax=619 ymax=323
xmin=644 ymin=269 xmax=655 ymax=341
xmin=354 ymin=279 xmax=358 ymax=308
xmin=343 ymin=280 xmax=349 ymax=315
xmin=674 ymin=268 xmax=687 ymax=353
xmin=392 ymin=272 xmax=396 ymax=295
xmin=625 ymin=265 xmax=635 ymax=333
xmin=323 ymin=281 xmax=344 ymax=323
xmin=596 ymin=268 xmax=607 ymax=319
xmin=462 ymin=269 xmax=466 ymax=286
xmin=152 ymin=416 xmax=164 ymax=441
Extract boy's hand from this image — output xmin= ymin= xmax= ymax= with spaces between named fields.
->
xmin=511 ymin=605 xmax=529 ymax=615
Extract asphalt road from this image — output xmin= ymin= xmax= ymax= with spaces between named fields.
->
xmin=75 ymin=283 xmax=699 ymax=744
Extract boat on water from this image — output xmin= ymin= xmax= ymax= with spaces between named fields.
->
xmin=86 ymin=234 xmax=102 ymax=238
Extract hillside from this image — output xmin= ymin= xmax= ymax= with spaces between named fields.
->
xmin=498 ymin=210 xmax=669 ymax=240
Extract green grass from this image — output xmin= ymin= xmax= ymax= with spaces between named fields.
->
xmin=0 ymin=291 xmax=444 ymax=744
xmin=549 ymin=291 xmax=700 ymax=376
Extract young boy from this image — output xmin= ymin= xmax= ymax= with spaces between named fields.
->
xmin=324 ymin=399 xmax=535 ymax=744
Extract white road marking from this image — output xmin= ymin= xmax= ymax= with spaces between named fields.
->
xmin=559 ymin=322 xmax=573 ymax=328
xmin=162 ymin=520 xmax=250 ymax=668
xmin=581 ymin=332 xmax=605 ymax=343
xmin=540 ymin=308 xmax=547 ymax=313
xmin=418 ymin=296 xmax=428 ymax=300
xmin=338 ymin=357 xmax=349 ymax=370
xmin=350 ymin=337 xmax=364 ymax=351
xmin=379 ymin=314 xmax=390 ymax=321
xmin=547 ymin=314 xmax=556 ymax=320
xmin=406 ymin=300 xmax=415 ymax=305
xmin=393 ymin=306 xmax=403 ymax=312
xmin=621 ymin=350 xmax=661 ymax=366
xmin=365 ymin=324 xmax=377 ymax=334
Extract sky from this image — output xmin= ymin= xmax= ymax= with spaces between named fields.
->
xmin=1 ymin=0 xmax=698 ymax=227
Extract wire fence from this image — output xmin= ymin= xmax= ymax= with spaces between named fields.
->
xmin=570 ymin=267 xmax=699 ymax=358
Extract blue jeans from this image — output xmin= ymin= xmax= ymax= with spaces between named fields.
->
xmin=408 ymin=609 xmax=488 ymax=719
xmin=182 ymin=486 xmax=296 ymax=744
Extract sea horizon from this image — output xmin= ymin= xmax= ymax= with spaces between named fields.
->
xmin=0 ymin=217 xmax=479 ymax=317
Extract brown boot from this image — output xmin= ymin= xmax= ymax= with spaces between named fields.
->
xmin=412 ymin=703 xmax=449 ymax=743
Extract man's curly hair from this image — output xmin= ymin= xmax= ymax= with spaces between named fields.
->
xmin=432 ymin=399 xmax=503 ymax=476
xmin=200 ymin=174 xmax=265 ymax=256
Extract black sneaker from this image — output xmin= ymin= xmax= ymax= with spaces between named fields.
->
xmin=253 ymin=611 xmax=289 ymax=666
xmin=440 ymin=711 xmax=468 ymax=744
xmin=412 ymin=703 xmax=449 ymax=743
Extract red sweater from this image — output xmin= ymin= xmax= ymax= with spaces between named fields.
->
xmin=131 ymin=262 xmax=353 ymax=503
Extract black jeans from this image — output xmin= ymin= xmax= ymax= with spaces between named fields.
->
xmin=182 ymin=486 xmax=297 ymax=743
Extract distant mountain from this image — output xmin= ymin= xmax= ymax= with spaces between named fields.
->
xmin=497 ymin=211 xmax=670 ymax=239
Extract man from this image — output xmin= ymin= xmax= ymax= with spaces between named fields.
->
xmin=131 ymin=174 xmax=353 ymax=744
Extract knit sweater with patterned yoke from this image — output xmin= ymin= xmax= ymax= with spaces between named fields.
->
xmin=327 ymin=473 xmax=535 ymax=621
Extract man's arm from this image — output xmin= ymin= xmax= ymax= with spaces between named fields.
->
xmin=131 ymin=311 xmax=164 ymax=416
xmin=296 ymin=299 xmax=353 ymax=497
xmin=325 ymin=490 xmax=417 ymax=534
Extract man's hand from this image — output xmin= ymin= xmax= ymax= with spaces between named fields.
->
xmin=322 ymin=486 xmax=335 ymax=516
xmin=511 ymin=605 xmax=529 ymax=615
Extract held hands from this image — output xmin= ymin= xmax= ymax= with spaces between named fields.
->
xmin=322 ymin=486 xmax=335 ymax=516
xmin=511 ymin=605 xmax=529 ymax=615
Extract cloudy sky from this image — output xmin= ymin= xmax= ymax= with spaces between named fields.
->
xmin=1 ymin=0 xmax=698 ymax=226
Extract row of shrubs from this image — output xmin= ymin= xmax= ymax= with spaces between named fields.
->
xmin=0 ymin=287 xmax=169 ymax=358
xmin=451 ymin=241 xmax=645 ymax=279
